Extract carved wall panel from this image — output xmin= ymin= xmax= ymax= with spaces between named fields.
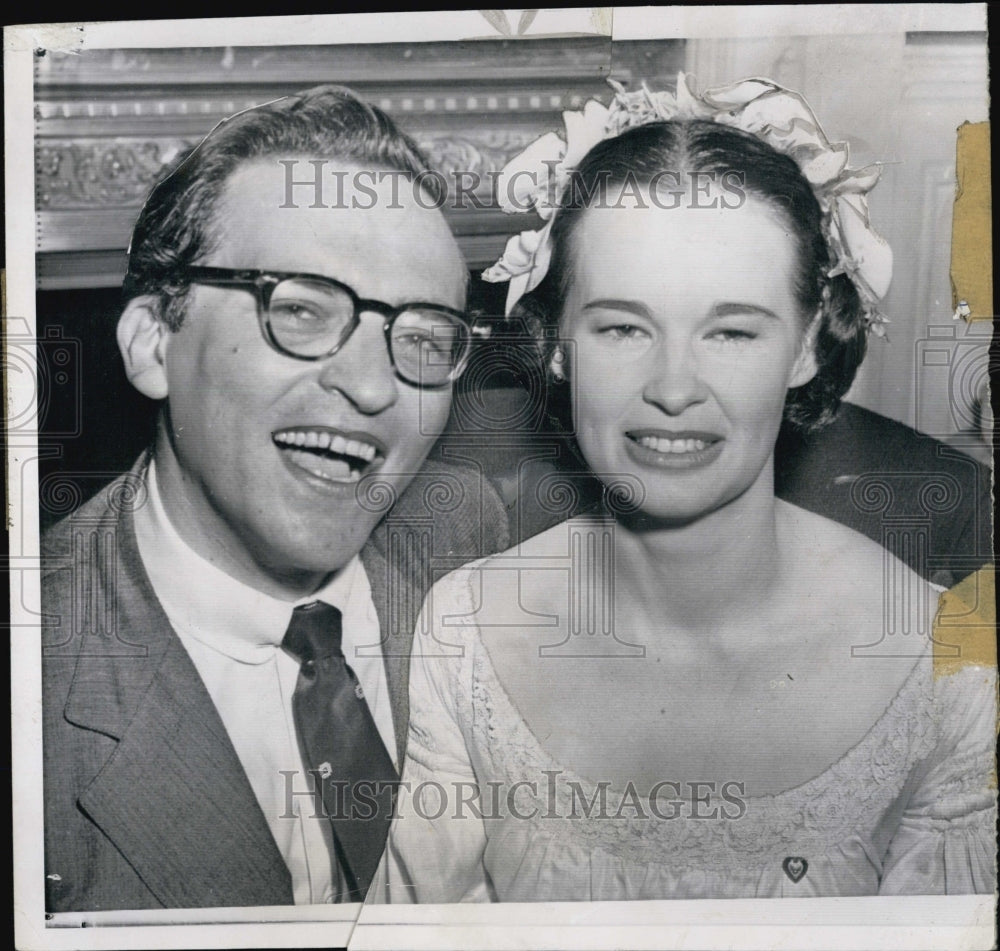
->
xmin=34 ymin=39 xmax=684 ymax=288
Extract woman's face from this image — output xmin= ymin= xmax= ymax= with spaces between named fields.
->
xmin=559 ymin=188 xmax=818 ymax=523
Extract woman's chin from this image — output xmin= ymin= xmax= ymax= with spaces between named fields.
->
xmin=612 ymin=497 xmax=729 ymax=529
xmin=603 ymin=477 xmax=764 ymax=529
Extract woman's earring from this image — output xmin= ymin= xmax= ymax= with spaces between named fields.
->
xmin=550 ymin=347 xmax=566 ymax=382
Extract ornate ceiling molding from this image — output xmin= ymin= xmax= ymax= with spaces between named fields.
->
xmin=33 ymin=39 xmax=684 ymax=288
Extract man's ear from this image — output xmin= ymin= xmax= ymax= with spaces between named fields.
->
xmin=117 ymin=296 xmax=171 ymax=400
xmin=789 ymin=311 xmax=820 ymax=389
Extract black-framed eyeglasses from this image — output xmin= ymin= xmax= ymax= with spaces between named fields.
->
xmin=174 ymin=266 xmax=487 ymax=388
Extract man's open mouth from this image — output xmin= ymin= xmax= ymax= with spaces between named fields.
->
xmin=272 ymin=427 xmax=385 ymax=484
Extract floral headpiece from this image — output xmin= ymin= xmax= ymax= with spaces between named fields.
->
xmin=482 ymin=73 xmax=892 ymax=336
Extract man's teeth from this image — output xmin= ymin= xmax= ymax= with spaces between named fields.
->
xmin=636 ymin=435 xmax=709 ymax=454
xmin=285 ymin=449 xmax=363 ymax=483
xmin=273 ymin=430 xmax=378 ymax=462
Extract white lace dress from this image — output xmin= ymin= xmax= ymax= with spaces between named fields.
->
xmin=379 ymin=561 xmax=997 ymax=903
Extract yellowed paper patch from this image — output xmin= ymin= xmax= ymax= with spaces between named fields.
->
xmin=933 ymin=565 xmax=997 ymax=675
xmin=951 ymin=121 xmax=992 ymax=321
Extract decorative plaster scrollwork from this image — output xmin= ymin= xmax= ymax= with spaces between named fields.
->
xmin=36 ymin=139 xmax=193 ymax=208
xmin=36 ymin=132 xmax=539 ymax=211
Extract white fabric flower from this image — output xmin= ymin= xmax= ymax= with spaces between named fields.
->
xmin=484 ymin=72 xmax=893 ymax=333
xmin=493 ymin=132 xmax=564 ymax=216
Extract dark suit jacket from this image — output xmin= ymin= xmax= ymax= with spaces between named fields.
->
xmin=42 ymin=456 xmax=509 ymax=912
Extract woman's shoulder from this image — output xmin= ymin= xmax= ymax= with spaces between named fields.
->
xmin=779 ymin=499 xmax=904 ymax=567
xmin=898 ymin=661 xmax=996 ymax=826
xmin=774 ymin=502 xmax=941 ymax=713
xmin=500 ymin=516 xmax=594 ymax=558
xmin=927 ymin=569 xmax=996 ymax=755
xmin=435 ymin=518 xmax=585 ymax=589
xmin=421 ymin=519 xmax=577 ymax=629
xmin=932 ymin=662 xmax=996 ymax=727
xmin=778 ymin=500 xmax=938 ymax=613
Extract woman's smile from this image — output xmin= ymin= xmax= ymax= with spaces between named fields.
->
xmin=561 ymin=191 xmax=818 ymax=521
xmin=623 ymin=429 xmax=725 ymax=469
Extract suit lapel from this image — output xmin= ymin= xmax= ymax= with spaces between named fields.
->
xmin=77 ymin=638 xmax=292 ymax=907
xmin=64 ymin=473 xmax=293 ymax=907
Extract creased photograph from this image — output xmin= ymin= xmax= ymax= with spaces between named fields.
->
xmin=6 ymin=6 xmax=995 ymax=951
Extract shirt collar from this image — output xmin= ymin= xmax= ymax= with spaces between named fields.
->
xmin=134 ymin=458 xmax=361 ymax=664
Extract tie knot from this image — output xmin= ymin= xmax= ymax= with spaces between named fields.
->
xmin=282 ymin=601 xmax=343 ymax=663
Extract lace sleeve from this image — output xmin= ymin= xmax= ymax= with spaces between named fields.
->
xmin=880 ymin=665 xmax=997 ymax=895
xmin=378 ymin=568 xmax=494 ymax=904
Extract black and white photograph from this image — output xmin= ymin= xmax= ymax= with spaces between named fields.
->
xmin=6 ymin=6 xmax=995 ymax=950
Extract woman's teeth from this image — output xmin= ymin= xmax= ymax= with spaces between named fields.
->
xmin=637 ymin=435 xmax=709 ymax=454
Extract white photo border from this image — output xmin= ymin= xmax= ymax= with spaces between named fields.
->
xmin=7 ymin=6 xmax=994 ymax=950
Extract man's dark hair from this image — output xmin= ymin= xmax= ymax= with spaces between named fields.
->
xmin=123 ymin=85 xmax=443 ymax=331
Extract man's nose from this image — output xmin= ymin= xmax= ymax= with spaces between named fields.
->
xmin=316 ymin=313 xmax=399 ymax=414
xmin=641 ymin=339 xmax=708 ymax=415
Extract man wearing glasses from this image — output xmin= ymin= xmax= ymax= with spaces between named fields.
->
xmin=41 ymin=87 xmax=508 ymax=911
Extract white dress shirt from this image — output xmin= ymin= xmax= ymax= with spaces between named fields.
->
xmin=133 ymin=459 xmax=396 ymax=904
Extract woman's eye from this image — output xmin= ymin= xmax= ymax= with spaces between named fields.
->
xmin=600 ymin=324 xmax=648 ymax=341
xmin=711 ymin=328 xmax=757 ymax=342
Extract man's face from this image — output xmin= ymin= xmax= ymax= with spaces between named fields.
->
xmin=153 ymin=156 xmax=467 ymax=597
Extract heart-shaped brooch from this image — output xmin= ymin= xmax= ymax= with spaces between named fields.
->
xmin=782 ymin=856 xmax=808 ymax=883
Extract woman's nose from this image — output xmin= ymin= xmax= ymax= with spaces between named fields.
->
xmin=316 ymin=313 xmax=399 ymax=414
xmin=640 ymin=343 xmax=708 ymax=415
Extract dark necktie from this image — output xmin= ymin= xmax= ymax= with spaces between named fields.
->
xmin=282 ymin=601 xmax=398 ymax=900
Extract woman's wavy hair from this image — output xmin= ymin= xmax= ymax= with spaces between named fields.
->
xmin=514 ymin=119 xmax=868 ymax=433
xmin=123 ymin=85 xmax=443 ymax=331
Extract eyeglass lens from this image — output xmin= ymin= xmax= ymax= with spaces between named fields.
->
xmin=268 ymin=277 xmax=467 ymax=384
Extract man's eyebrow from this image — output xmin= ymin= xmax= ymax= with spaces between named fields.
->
xmin=711 ymin=301 xmax=780 ymax=320
xmin=581 ymin=299 xmax=653 ymax=319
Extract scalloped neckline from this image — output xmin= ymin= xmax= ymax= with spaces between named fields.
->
xmin=465 ymin=571 xmax=933 ymax=806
